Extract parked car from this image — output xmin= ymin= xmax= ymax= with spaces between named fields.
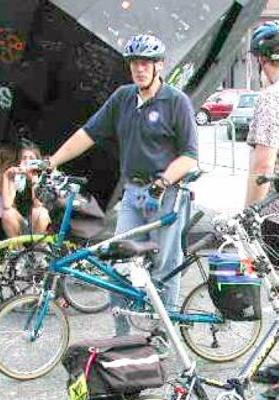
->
xmin=229 ymin=92 xmax=260 ymax=141
xmin=196 ymin=89 xmax=251 ymax=126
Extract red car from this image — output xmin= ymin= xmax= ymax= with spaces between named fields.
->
xmin=196 ymin=89 xmax=252 ymax=126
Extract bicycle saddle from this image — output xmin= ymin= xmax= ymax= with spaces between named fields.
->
xmin=96 ymin=240 xmax=159 ymax=260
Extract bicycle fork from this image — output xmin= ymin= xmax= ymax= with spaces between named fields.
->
xmin=26 ymin=275 xmax=60 ymax=341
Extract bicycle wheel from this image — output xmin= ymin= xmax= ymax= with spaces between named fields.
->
xmin=0 ymin=248 xmax=51 ymax=302
xmin=180 ymin=283 xmax=261 ymax=362
xmin=62 ymin=260 xmax=110 ymax=313
xmin=0 ymin=294 xmax=69 ymax=380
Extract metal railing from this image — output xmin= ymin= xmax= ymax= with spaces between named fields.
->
xmin=211 ymin=118 xmax=236 ymax=175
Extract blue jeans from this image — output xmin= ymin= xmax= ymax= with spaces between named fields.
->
xmin=111 ymin=183 xmax=190 ymax=336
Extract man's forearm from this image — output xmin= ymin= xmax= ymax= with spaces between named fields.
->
xmin=49 ymin=128 xmax=95 ymax=169
xmin=161 ymin=155 xmax=198 ymax=185
xmin=245 ymin=144 xmax=277 ymax=206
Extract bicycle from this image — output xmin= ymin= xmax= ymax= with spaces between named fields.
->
xmin=81 ymin=174 xmax=279 ymax=400
xmin=61 ymin=173 xmax=261 ymax=363
xmin=0 ymin=170 xmax=263 ymax=381
xmin=0 ymin=171 xmax=110 ymax=313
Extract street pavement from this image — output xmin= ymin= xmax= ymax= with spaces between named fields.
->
xmin=0 ymin=125 xmax=277 ymax=399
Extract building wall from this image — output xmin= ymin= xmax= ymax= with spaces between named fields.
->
xmin=224 ymin=0 xmax=279 ymax=90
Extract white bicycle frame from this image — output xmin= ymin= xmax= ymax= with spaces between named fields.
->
xmin=127 ymin=204 xmax=279 ymax=400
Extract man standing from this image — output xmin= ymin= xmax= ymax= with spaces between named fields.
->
xmin=245 ymin=21 xmax=279 ymax=396
xmin=245 ymin=22 xmax=279 ymax=265
xmin=246 ymin=21 xmax=279 ymax=206
xmin=47 ymin=34 xmax=198 ymax=334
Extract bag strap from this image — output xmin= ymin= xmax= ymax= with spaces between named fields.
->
xmin=85 ymin=347 xmax=99 ymax=380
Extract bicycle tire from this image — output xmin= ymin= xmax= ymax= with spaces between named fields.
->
xmin=0 ymin=294 xmax=69 ymax=380
xmin=0 ymin=235 xmax=78 ymax=303
xmin=137 ymin=393 xmax=204 ymax=400
xmin=0 ymin=247 xmax=53 ymax=303
xmin=180 ymin=283 xmax=261 ymax=362
xmin=0 ymin=234 xmax=60 ymax=251
xmin=137 ymin=386 xmax=207 ymax=400
xmin=62 ymin=261 xmax=110 ymax=313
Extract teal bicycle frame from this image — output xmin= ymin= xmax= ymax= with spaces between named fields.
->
xmin=30 ymin=182 xmax=223 ymax=342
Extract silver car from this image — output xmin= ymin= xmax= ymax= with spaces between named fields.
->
xmin=229 ymin=92 xmax=260 ymax=141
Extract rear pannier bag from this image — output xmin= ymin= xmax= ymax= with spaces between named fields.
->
xmin=62 ymin=335 xmax=164 ymax=400
xmin=208 ymin=253 xmax=262 ymax=321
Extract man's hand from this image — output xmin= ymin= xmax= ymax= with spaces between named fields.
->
xmin=138 ymin=183 xmax=165 ymax=218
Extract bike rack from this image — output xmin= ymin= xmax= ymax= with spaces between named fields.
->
xmin=211 ymin=118 xmax=236 ymax=175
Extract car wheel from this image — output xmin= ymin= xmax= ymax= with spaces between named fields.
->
xmin=196 ymin=110 xmax=210 ymax=126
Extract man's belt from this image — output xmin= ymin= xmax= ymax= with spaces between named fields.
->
xmin=129 ymin=176 xmax=153 ymax=186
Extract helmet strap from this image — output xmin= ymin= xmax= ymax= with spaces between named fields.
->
xmin=139 ymin=63 xmax=158 ymax=92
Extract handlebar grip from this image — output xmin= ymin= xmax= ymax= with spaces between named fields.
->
xmin=257 ymin=174 xmax=279 ymax=193
xmin=252 ymin=191 xmax=279 ymax=212
xmin=256 ymin=175 xmax=270 ymax=185
xmin=187 ymin=233 xmax=216 ymax=254
xmin=183 ymin=170 xmax=203 ymax=184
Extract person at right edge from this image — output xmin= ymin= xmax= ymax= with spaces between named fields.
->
xmin=245 ymin=21 xmax=279 ymax=397
xmin=39 ymin=34 xmax=198 ymax=336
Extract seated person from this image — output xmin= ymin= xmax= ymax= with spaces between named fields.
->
xmin=1 ymin=141 xmax=51 ymax=237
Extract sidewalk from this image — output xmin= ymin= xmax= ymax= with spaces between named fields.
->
xmin=189 ymin=127 xmax=250 ymax=235
xmin=193 ymin=168 xmax=248 ymax=215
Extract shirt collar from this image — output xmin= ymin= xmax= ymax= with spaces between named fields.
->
xmin=135 ymin=80 xmax=170 ymax=108
xmin=155 ymin=82 xmax=171 ymax=100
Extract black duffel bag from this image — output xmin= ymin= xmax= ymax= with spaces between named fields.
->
xmin=62 ymin=335 xmax=165 ymax=400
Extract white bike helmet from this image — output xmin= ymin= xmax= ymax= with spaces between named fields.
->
xmin=123 ymin=34 xmax=165 ymax=61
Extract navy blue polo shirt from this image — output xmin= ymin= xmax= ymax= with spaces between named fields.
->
xmin=83 ymin=83 xmax=197 ymax=180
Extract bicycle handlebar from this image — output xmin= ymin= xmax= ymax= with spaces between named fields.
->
xmin=183 ymin=170 xmax=203 ymax=184
xmin=34 ymin=170 xmax=88 ymax=206
xmin=257 ymin=173 xmax=279 ymax=193
xmin=250 ymin=191 xmax=279 ymax=213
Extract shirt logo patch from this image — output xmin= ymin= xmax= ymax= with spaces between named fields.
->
xmin=148 ymin=110 xmax=160 ymax=123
